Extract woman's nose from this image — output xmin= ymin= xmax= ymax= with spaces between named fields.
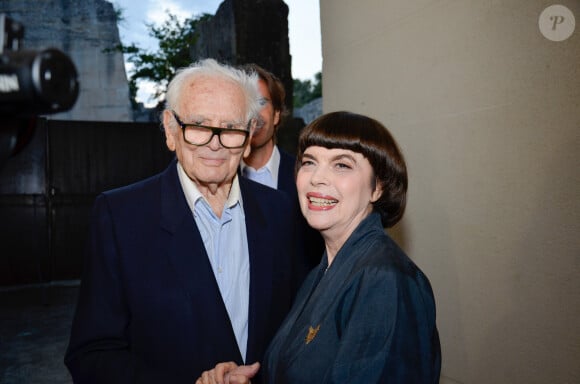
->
xmin=310 ymin=166 xmax=328 ymax=185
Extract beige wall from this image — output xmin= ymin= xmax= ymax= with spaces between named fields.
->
xmin=319 ymin=1 xmax=580 ymax=382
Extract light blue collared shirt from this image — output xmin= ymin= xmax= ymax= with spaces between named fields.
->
xmin=177 ymin=163 xmax=250 ymax=361
xmin=240 ymin=145 xmax=281 ymax=189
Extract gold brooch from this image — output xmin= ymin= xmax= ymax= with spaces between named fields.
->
xmin=305 ymin=325 xmax=320 ymax=344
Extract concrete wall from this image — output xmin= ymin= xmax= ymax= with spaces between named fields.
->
xmin=319 ymin=1 xmax=579 ymax=382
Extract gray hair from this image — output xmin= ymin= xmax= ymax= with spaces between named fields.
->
xmin=164 ymin=58 xmax=261 ymax=125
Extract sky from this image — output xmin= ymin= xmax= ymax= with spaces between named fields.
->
xmin=113 ymin=0 xmax=322 ymax=106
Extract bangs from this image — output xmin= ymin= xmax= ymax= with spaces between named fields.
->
xmin=298 ymin=111 xmax=388 ymax=163
xmin=296 ymin=111 xmax=407 ymax=227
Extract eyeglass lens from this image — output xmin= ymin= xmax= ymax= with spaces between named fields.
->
xmin=184 ymin=125 xmax=247 ymax=148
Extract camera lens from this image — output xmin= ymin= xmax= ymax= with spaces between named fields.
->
xmin=0 ymin=48 xmax=79 ymax=116
xmin=31 ymin=48 xmax=79 ymax=111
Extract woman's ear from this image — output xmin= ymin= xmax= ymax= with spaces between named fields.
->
xmin=371 ymin=178 xmax=383 ymax=203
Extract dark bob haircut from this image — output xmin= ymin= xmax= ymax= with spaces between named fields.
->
xmin=296 ymin=111 xmax=408 ymax=228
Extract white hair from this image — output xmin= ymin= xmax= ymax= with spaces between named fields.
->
xmin=164 ymin=58 xmax=260 ymax=124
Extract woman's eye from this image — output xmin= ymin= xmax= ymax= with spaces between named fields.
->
xmin=301 ymin=160 xmax=314 ymax=167
xmin=336 ymin=162 xmax=352 ymax=169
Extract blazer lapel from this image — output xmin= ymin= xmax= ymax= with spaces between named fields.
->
xmin=241 ymin=179 xmax=275 ymax=362
xmin=277 ymin=150 xmax=297 ymax=199
xmin=160 ymin=161 xmax=241 ymax=359
xmin=159 ymin=161 xmax=213 ymax=299
xmin=275 ymin=215 xmax=383 ymax=365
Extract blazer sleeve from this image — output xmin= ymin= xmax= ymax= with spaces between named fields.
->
xmin=64 ymin=194 xmax=167 ymax=384
xmin=323 ymin=267 xmax=441 ymax=384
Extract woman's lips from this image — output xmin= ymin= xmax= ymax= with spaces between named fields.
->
xmin=306 ymin=193 xmax=338 ymax=210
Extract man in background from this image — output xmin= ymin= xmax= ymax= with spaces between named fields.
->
xmin=240 ymin=63 xmax=324 ymax=269
xmin=239 ymin=63 xmax=293 ymax=194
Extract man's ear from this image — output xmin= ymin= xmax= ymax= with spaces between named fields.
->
xmin=273 ymin=110 xmax=281 ymax=127
xmin=162 ymin=110 xmax=176 ymax=152
xmin=249 ymin=117 xmax=258 ymax=137
xmin=243 ymin=142 xmax=252 ymax=158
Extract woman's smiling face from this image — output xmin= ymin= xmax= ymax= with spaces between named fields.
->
xmin=296 ymin=145 xmax=382 ymax=245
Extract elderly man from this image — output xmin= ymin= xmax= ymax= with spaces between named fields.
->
xmin=65 ymin=59 xmax=304 ymax=383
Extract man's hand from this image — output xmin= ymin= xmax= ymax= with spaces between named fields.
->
xmin=196 ymin=361 xmax=260 ymax=384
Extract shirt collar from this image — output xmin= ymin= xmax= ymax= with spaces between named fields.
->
xmin=176 ymin=161 xmax=241 ymax=214
xmin=240 ymin=145 xmax=281 ymax=186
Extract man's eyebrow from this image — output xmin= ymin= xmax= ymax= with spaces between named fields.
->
xmin=182 ymin=114 xmax=245 ymax=126
xmin=179 ymin=113 xmax=206 ymax=122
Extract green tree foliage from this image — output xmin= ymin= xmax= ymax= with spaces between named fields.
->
xmin=111 ymin=6 xmax=322 ymax=110
xmin=110 ymin=11 xmax=211 ymax=108
xmin=293 ymin=71 xmax=322 ymax=108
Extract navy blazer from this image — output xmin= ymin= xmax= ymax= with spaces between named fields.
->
xmin=276 ymin=149 xmax=298 ymax=201
xmin=65 ymin=160 xmax=303 ymax=383
xmin=263 ymin=213 xmax=441 ymax=383
xmin=277 ymin=148 xmax=325 ymax=269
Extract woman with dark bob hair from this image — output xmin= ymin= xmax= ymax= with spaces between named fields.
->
xmin=294 ymin=110 xmax=408 ymax=228
xmin=197 ymin=111 xmax=441 ymax=384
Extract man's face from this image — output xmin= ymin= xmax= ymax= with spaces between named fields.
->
xmin=163 ymin=76 xmax=251 ymax=189
xmin=251 ymin=79 xmax=280 ymax=149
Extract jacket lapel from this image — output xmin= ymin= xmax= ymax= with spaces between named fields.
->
xmin=277 ymin=150 xmax=297 ymax=199
xmin=160 ymin=161 xmax=242 ymax=359
xmin=241 ymin=178 xmax=275 ymax=362
xmin=159 ymin=161 xmax=210 ymax=296
xmin=276 ymin=214 xmax=383 ymax=364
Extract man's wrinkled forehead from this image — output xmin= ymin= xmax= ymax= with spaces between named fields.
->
xmin=183 ymin=76 xmax=247 ymax=123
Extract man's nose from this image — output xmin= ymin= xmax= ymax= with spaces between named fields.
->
xmin=207 ymin=132 xmax=222 ymax=150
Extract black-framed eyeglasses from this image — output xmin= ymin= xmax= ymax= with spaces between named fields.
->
xmin=171 ymin=110 xmax=250 ymax=149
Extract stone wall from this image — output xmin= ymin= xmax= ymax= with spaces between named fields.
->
xmin=192 ymin=0 xmax=302 ymax=151
xmin=192 ymin=0 xmax=293 ymax=114
xmin=0 ymin=0 xmax=132 ymax=121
